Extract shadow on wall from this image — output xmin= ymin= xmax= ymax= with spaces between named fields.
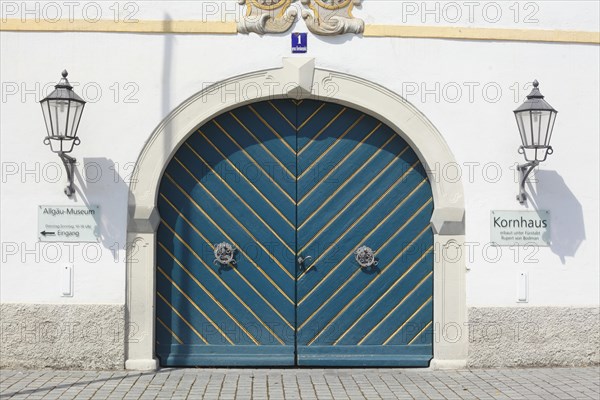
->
xmin=161 ymin=14 xmax=175 ymax=173
xmin=527 ymin=170 xmax=585 ymax=264
xmin=73 ymin=157 xmax=129 ymax=252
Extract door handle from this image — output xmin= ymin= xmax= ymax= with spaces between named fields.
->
xmin=297 ymin=255 xmax=312 ymax=265
xmin=298 ymin=255 xmax=314 ymax=272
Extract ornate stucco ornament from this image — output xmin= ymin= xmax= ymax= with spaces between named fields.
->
xmin=238 ymin=0 xmax=298 ymax=34
xmin=301 ymin=0 xmax=364 ymax=36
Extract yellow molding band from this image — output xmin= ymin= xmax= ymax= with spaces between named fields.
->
xmin=364 ymin=24 xmax=600 ymax=45
xmin=0 ymin=19 xmax=237 ymax=34
xmin=1 ymin=18 xmax=598 ymax=44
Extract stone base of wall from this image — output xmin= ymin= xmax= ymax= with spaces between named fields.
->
xmin=1 ymin=304 xmax=598 ymax=369
xmin=468 ymin=307 xmax=600 ymax=368
xmin=0 ymin=303 xmax=124 ymax=370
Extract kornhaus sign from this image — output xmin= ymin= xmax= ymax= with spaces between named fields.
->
xmin=490 ymin=210 xmax=551 ymax=246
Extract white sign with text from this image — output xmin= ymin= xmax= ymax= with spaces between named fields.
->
xmin=491 ymin=210 xmax=551 ymax=246
xmin=38 ymin=205 xmax=100 ymax=242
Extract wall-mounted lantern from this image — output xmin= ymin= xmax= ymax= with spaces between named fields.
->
xmin=513 ymin=80 xmax=558 ymax=204
xmin=40 ymin=70 xmax=86 ymax=197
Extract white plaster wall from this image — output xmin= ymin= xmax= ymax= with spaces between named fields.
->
xmin=1 ymin=1 xmax=598 ymax=307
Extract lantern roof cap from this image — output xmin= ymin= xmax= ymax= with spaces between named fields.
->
xmin=514 ymin=79 xmax=557 ymax=113
xmin=40 ymin=70 xmax=86 ymax=104
xmin=55 ymin=70 xmax=73 ymax=90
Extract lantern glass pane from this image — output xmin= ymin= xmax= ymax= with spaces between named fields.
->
xmin=545 ymin=111 xmax=557 ymax=147
xmin=531 ymin=110 xmax=542 ymax=145
xmin=517 ymin=111 xmax=534 ymax=147
xmin=515 ymin=112 xmax=528 ymax=146
xmin=66 ymin=101 xmax=84 ymax=138
xmin=536 ymin=110 xmax=552 ymax=146
xmin=48 ymin=98 xmax=71 ymax=138
xmin=41 ymin=101 xmax=54 ymax=137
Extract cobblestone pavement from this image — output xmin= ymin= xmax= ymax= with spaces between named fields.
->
xmin=1 ymin=367 xmax=598 ymax=400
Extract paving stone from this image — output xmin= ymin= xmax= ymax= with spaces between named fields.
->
xmin=1 ymin=367 xmax=599 ymax=399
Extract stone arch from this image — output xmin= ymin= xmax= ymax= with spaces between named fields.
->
xmin=125 ymin=58 xmax=467 ymax=370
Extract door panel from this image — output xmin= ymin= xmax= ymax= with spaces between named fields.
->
xmin=156 ymin=100 xmax=297 ymax=366
xmin=296 ymin=100 xmax=434 ymax=366
xmin=156 ymin=99 xmax=434 ymax=367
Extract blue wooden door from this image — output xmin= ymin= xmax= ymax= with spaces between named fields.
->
xmin=156 ymin=99 xmax=433 ymax=367
xmin=295 ymin=101 xmax=434 ymax=366
xmin=155 ymin=100 xmax=298 ymax=366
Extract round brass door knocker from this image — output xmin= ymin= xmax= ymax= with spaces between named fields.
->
xmin=355 ymin=246 xmax=377 ymax=268
xmin=213 ymin=242 xmax=237 ymax=266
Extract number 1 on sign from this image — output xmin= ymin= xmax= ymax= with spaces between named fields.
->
xmin=292 ymin=32 xmax=308 ymax=54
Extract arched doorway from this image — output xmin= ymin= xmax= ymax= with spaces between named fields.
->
xmin=125 ymin=59 xmax=467 ymax=370
xmin=155 ymin=99 xmax=434 ymax=366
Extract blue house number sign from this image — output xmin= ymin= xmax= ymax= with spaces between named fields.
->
xmin=292 ymin=33 xmax=308 ymax=53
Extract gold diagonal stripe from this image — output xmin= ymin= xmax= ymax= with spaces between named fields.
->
xmin=408 ymin=321 xmax=433 ymax=346
xmin=359 ymin=270 xmax=433 ymax=346
xmin=298 ymin=121 xmax=381 ymax=181
xmin=158 ymin=241 xmax=259 ymax=345
xmin=298 ymin=132 xmax=397 ymax=208
xmin=204 ymin=124 xmax=296 ymax=205
xmin=297 ymin=114 xmax=365 ymax=181
xmin=298 ymin=184 xmax=433 ymax=280
xmin=248 ymin=105 xmax=295 ymax=154
xmin=158 ymin=266 xmax=235 ymax=345
xmin=156 ymin=291 xmax=208 ymax=344
xmin=298 ymin=160 xmax=422 ymax=276
xmin=156 ymin=316 xmax=184 ymax=345
xmin=298 ymin=177 xmax=425 ymax=282
xmin=375 ymin=196 xmax=432 ymax=256
xmin=300 ymin=220 xmax=431 ymax=333
xmin=298 ymin=146 xmax=412 ymax=254
xmin=159 ymin=221 xmax=286 ymax=345
xmin=297 ymin=102 xmax=327 ymax=130
xmin=297 ymin=107 xmax=348 ymax=156
xmin=159 ymin=220 xmax=288 ymax=345
xmin=301 ymin=196 xmax=432 ymax=340
xmin=170 ymin=159 xmax=294 ymax=280
xmin=227 ymin=112 xmax=295 ymax=179
xmin=198 ymin=130 xmax=295 ymax=228
xmin=268 ymin=101 xmax=295 ymax=130
xmin=298 ymin=195 xmax=431 ymax=310
xmin=298 ymin=136 xmax=402 ymax=228
xmin=383 ymin=296 xmax=433 ymax=346
xmin=334 ymin=244 xmax=433 ymax=345
xmin=299 ymin=222 xmax=432 ymax=335
xmin=160 ymin=191 xmax=294 ymax=306
xmin=183 ymin=142 xmax=294 ymax=255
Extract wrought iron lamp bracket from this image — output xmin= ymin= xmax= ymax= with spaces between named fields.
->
xmin=58 ymin=152 xmax=77 ymax=197
xmin=516 ymin=158 xmax=539 ymax=204
xmin=42 ymin=136 xmax=80 ymax=197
